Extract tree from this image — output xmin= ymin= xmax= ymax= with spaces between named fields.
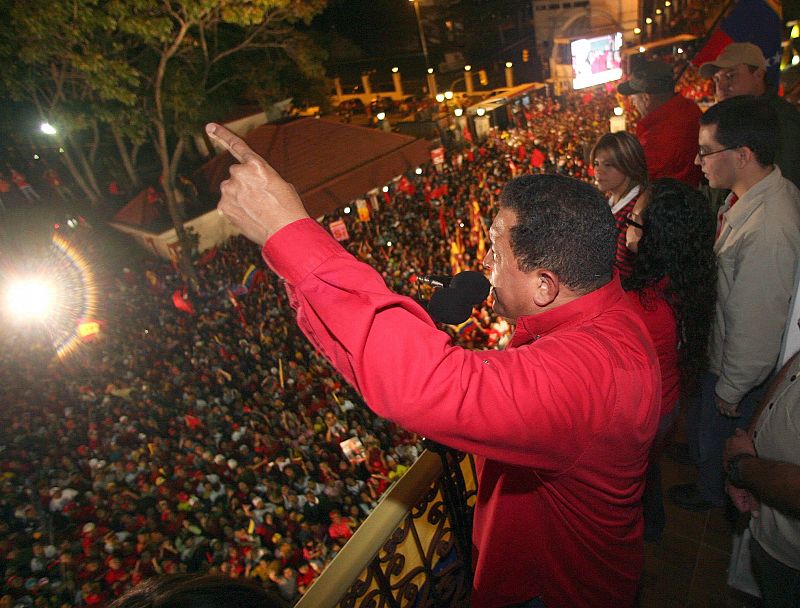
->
xmin=0 ymin=0 xmax=142 ymax=204
xmin=110 ymin=0 xmax=329 ymax=289
xmin=0 ymin=0 xmax=328 ymax=289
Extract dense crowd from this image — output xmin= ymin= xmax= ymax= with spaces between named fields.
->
xmin=0 ymin=86 xmax=643 ymax=608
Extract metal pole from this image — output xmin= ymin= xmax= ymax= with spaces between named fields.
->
xmin=411 ymin=0 xmax=430 ymax=68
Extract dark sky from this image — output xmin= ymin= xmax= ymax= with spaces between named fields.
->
xmin=313 ymin=0 xmax=419 ymax=58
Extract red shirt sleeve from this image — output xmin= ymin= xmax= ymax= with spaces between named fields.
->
xmin=263 ymin=219 xmax=654 ymax=475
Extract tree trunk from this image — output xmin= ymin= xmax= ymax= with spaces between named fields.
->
xmin=110 ymin=123 xmax=142 ymax=190
xmin=155 ymin=126 xmax=199 ymax=292
xmin=70 ymin=136 xmax=103 ymax=200
xmin=58 ymin=138 xmax=101 ymax=205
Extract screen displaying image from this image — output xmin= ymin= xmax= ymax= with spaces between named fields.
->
xmin=571 ymin=33 xmax=623 ymax=90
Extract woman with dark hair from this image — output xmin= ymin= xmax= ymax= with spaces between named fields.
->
xmin=590 ymin=131 xmax=649 ymax=278
xmin=623 ymin=178 xmax=717 ymax=541
xmin=109 ymin=574 xmax=288 ymax=608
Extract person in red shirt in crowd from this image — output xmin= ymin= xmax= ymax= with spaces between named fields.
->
xmin=622 ymin=178 xmax=717 ymax=541
xmin=9 ymin=168 xmax=42 ymax=202
xmin=326 ymin=510 xmax=354 ymax=541
xmin=618 ymin=60 xmax=703 ymax=187
xmin=209 ymin=123 xmax=660 ymax=608
xmin=590 ymin=131 xmax=649 ymax=278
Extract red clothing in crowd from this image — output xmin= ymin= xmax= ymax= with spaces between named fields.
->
xmin=627 ymin=283 xmax=680 ymax=417
xmin=636 ymin=94 xmax=703 ymax=188
xmin=263 ymin=219 xmax=660 ymax=608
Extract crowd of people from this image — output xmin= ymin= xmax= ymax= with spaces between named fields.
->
xmin=0 ymin=84 xmax=622 ymax=608
xmin=2 ymin=46 xmax=799 ymax=607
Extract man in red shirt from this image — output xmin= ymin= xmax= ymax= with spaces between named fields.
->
xmin=618 ymin=61 xmax=703 ymax=187
xmin=207 ymin=123 xmax=660 ymax=607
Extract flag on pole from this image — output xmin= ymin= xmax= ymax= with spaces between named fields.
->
xmin=241 ymin=265 xmax=264 ymax=290
xmin=172 ymin=289 xmax=195 ymax=315
xmin=692 ymin=0 xmax=782 ymax=85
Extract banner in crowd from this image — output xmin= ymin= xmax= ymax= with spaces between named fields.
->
xmin=692 ymin=0 xmax=782 ymax=85
xmin=329 ymin=220 xmax=350 ymax=241
xmin=355 ymin=198 xmax=370 ymax=222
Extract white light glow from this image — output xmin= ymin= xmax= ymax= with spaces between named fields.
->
xmin=454 ymin=108 xmax=464 ymax=117
xmin=639 ymin=46 xmax=646 ymax=53
xmin=614 ymin=106 xmax=624 ymax=116
xmin=40 ymin=122 xmax=57 ymax=135
xmin=677 ymin=47 xmax=684 ymax=54
xmin=392 ymin=66 xmax=399 ymax=73
xmin=415 ymin=167 xmax=423 ymax=175
xmin=382 ymin=186 xmax=389 ymax=192
xmin=5 ymin=278 xmax=56 ymax=321
xmin=793 ymin=54 xmax=800 ymax=66
xmin=444 ymin=90 xmax=453 ymax=99
xmin=376 ymin=112 xmax=386 ymax=120
xmin=464 ymin=65 xmax=472 ymax=71
xmin=505 ymin=62 xmax=513 ymax=68
xmin=634 ymin=27 xmax=642 ymax=34
xmin=476 ymin=107 xmax=486 ymax=116
xmin=427 ymin=68 xmax=434 ymax=74
xmin=343 ymin=206 xmax=351 ymax=214
xmin=435 ymin=93 xmax=445 ymax=102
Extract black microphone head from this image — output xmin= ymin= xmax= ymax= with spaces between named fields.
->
xmin=427 ymin=289 xmax=474 ymax=325
xmin=450 ymin=271 xmax=491 ymax=304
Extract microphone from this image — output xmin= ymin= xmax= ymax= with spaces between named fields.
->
xmin=422 ymin=270 xmax=491 ymax=324
xmin=450 ymin=271 xmax=491 ymax=305
xmin=414 ymin=274 xmax=452 ymax=288
xmin=427 ymin=290 xmax=474 ymax=324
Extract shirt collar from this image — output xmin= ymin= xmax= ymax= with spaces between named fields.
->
xmin=510 ymin=273 xmax=626 ymax=347
xmin=724 ymin=166 xmax=781 ymax=230
xmin=610 ymin=185 xmax=641 ymax=215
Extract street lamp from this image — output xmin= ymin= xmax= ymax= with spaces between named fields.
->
xmin=40 ymin=122 xmax=57 ymax=135
xmin=409 ymin=0 xmax=430 ymax=69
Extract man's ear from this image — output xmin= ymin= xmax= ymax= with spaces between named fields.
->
xmin=531 ymin=269 xmax=560 ymax=308
xmin=737 ymin=146 xmax=755 ymax=168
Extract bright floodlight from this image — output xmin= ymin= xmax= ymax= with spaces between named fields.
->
xmin=613 ymin=106 xmax=624 ymax=116
xmin=415 ymin=167 xmax=423 ymax=175
xmin=376 ymin=112 xmax=386 ymax=120
xmin=454 ymin=108 xmax=464 ymax=117
xmin=40 ymin=122 xmax=57 ymax=135
xmin=5 ymin=278 xmax=56 ymax=321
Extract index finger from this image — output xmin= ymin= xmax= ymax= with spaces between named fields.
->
xmin=206 ymin=123 xmax=259 ymax=163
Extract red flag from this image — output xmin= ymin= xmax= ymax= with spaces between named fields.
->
xmin=197 ymin=246 xmax=218 ymax=266
xmin=531 ymin=149 xmax=546 ymax=169
xmin=185 ymin=414 xmax=202 ymax=430
xmin=172 ymin=289 xmax=195 ymax=315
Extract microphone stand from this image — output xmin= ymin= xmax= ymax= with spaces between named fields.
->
xmin=419 ymin=297 xmax=475 ymax=591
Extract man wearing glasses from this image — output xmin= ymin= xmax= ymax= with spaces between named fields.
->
xmin=699 ymin=42 xmax=800 ymax=188
xmin=670 ymin=96 xmax=800 ymax=512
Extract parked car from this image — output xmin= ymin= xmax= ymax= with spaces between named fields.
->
xmin=369 ymin=96 xmax=395 ymax=114
xmin=337 ymin=99 xmax=366 ymax=116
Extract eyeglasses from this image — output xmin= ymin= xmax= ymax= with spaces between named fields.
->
xmin=697 ymin=146 xmax=738 ymax=159
xmin=625 ymin=214 xmax=644 ymax=230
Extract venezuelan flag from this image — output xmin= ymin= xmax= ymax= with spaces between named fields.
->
xmin=241 ymin=264 xmax=258 ymax=289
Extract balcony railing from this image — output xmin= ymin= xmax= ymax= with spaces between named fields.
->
xmin=296 ymin=449 xmax=477 ymax=608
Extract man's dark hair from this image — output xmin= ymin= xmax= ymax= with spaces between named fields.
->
xmin=498 ymin=174 xmax=616 ymax=293
xmin=700 ymin=95 xmax=779 ymax=166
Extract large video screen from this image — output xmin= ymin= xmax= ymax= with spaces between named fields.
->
xmin=571 ymin=33 xmax=623 ymax=90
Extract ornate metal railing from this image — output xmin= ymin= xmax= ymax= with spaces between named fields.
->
xmin=296 ymin=449 xmax=477 ymax=608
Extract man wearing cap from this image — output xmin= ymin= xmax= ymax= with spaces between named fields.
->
xmin=618 ymin=60 xmax=703 ymax=187
xmin=699 ymin=42 xmax=800 ymax=188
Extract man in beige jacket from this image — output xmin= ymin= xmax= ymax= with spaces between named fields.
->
xmin=670 ymin=95 xmax=800 ymax=511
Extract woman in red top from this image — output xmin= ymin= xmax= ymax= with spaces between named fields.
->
xmin=590 ymin=132 xmax=649 ymax=278
xmin=623 ymin=178 xmax=716 ymax=541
